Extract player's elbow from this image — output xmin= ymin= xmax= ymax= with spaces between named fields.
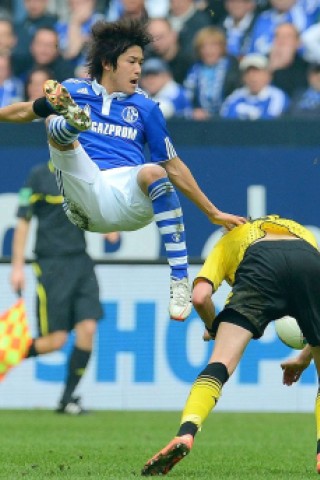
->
xmin=192 ymin=284 xmax=212 ymax=311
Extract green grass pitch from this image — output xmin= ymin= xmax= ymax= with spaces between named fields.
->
xmin=0 ymin=410 xmax=316 ymax=479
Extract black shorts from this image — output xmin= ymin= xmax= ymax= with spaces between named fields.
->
xmin=213 ymin=240 xmax=320 ymax=346
xmin=33 ymin=253 xmax=103 ymax=335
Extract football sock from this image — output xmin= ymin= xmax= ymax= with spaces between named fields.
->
xmin=316 ymin=388 xmax=320 ymax=453
xmin=148 ymin=178 xmax=188 ymax=280
xmin=47 ymin=116 xmax=79 ymax=145
xmin=60 ymin=346 xmax=91 ymax=404
xmin=25 ymin=339 xmax=39 ymax=358
xmin=177 ymin=362 xmax=229 ymax=437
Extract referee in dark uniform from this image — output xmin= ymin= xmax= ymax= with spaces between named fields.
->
xmin=10 ymin=159 xmax=103 ymax=414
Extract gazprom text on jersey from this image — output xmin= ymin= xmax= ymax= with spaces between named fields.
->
xmin=91 ymin=122 xmax=137 ymax=140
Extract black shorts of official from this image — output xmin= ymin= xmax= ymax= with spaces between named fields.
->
xmin=212 ymin=240 xmax=320 ymax=346
xmin=33 ymin=252 xmax=103 ymax=335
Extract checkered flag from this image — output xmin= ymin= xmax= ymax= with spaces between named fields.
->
xmin=0 ymin=298 xmax=31 ymax=381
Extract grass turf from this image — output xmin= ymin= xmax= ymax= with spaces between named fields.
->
xmin=0 ymin=410 xmax=316 ymax=479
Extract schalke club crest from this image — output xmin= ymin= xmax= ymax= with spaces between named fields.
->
xmin=122 ymin=106 xmax=139 ymax=124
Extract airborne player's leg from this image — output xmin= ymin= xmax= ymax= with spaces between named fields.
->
xmin=145 ymin=173 xmax=191 ymax=321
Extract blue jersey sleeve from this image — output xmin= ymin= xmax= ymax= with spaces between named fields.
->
xmin=144 ymin=103 xmax=177 ymax=163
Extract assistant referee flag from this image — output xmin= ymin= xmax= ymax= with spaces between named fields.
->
xmin=0 ymin=299 xmax=31 ymax=381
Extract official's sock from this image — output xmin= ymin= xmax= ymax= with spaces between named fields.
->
xmin=148 ymin=178 xmax=188 ymax=280
xmin=60 ymin=346 xmax=91 ymax=404
xmin=316 ymin=388 xmax=320 ymax=454
xmin=177 ymin=362 xmax=229 ymax=437
xmin=48 ymin=116 xmax=79 ymax=145
xmin=25 ymin=339 xmax=39 ymax=358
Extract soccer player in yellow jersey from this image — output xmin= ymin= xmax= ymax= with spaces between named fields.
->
xmin=142 ymin=215 xmax=320 ymax=476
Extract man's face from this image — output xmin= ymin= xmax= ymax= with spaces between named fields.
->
xmin=273 ymin=24 xmax=299 ymax=51
xmin=27 ymin=70 xmax=50 ymax=100
xmin=148 ymin=20 xmax=176 ymax=55
xmin=31 ymin=30 xmax=58 ymax=65
xmin=122 ymin=0 xmax=145 ymax=14
xmin=198 ymin=37 xmax=224 ymax=65
xmin=270 ymin=0 xmax=296 ymax=13
xmin=0 ymin=21 xmax=16 ymax=52
xmin=170 ymin=0 xmax=193 ymax=16
xmin=243 ymin=67 xmax=271 ymax=94
xmin=104 ymin=45 xmax=144 ymax=94
xmin=24 ymin=0 xmax=49 ymax=18
xmin=140 ymin=71 xmax=170 ymax=95
xmin=225 ymin=0 xmax=255 ymax=21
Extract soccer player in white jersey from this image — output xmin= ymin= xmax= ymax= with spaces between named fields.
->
xmin=0 ymin=19 xmax=246 ymax=321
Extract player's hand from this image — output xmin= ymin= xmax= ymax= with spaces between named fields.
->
xmin=209 ymin=210 xmax=247 ymax=230
xmin=203 ymin=328 xmax=212 ymax=341
xmin=10 ymin=266 xmax=25 ymax=295
xmin=70 ymin=3 xmax=94 ymax=25
xmin=280 ymin=358 xmax=310 ymax=386
xmin=203 ymin=328 xmax=216 ymax=341
xmin=103 ymin=232 xmax=120 ymax=243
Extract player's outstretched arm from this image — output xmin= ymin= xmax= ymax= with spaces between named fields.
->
xmin=280 ymin=345 xmax=312 ymax=386
xmin=164 ymin=156 xmax=247 ymax=228
xmin=0 ymin=101 xmax=38 ymax=123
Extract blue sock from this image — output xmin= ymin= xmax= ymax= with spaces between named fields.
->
xmin=48 ymin=117 xmax=79 ymax=145
xmin=148 ymin=178 xmax=188 ymax=279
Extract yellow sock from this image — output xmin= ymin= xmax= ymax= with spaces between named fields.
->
xmin=180 ymin=374 xmax=222 ymax=429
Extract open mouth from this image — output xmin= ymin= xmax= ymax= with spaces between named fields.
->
xmin=130 ymin=79 xmax=138 ymax=86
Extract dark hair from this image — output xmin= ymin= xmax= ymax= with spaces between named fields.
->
xmin=86 ymin=19 xmax=152 ymax=81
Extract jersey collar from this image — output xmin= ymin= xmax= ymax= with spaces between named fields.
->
xmin=92 ymin=79 xmax=128 ymax=100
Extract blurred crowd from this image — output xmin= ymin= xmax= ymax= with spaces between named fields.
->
xmin=2 ymin=0 xmax=320 ymax=120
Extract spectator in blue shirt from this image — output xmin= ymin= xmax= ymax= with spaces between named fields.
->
xmin=220 ymin=53 xmax=290 ymax=119
xmin=140 ymin=57 xmax=192 ymax=118
xmin=26 ymin=27 xmax=75 ymax=83
xmin=289 ymin=63 xmax=320 ymax=117
xmin=105 ymin=0 xmax=149 ymax=22
xmin=55 ymin=0 xmax=104 ymax=68
xmin=249 ymin=0 xmax=319 ymax=56
xmin=12 ymin=0 xmax=57 ymax=77
xmin=184 ymin=26 xmax=240 ymax=120
xmin=221 ymin=0 xmax=258 ymax=58
xmin=0 ymin=53 xmax=24 ymax=107
xmin=0 ymin=17 xmax=17 ymax=56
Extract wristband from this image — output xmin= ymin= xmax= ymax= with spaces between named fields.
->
xmin=32 ymin=97 xmax=55 ymax=118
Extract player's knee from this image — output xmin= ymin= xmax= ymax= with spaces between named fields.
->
xmin=50 ymin=331 xmax=68 ymax=350
xmin=76 ymin=319 xmax=97 ymax=340
xmin=139 ymin=165 xmax=167 ymax=186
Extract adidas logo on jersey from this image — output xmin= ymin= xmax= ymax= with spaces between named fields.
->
xmin=77 ymin=87 xmax=89 ymax=94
